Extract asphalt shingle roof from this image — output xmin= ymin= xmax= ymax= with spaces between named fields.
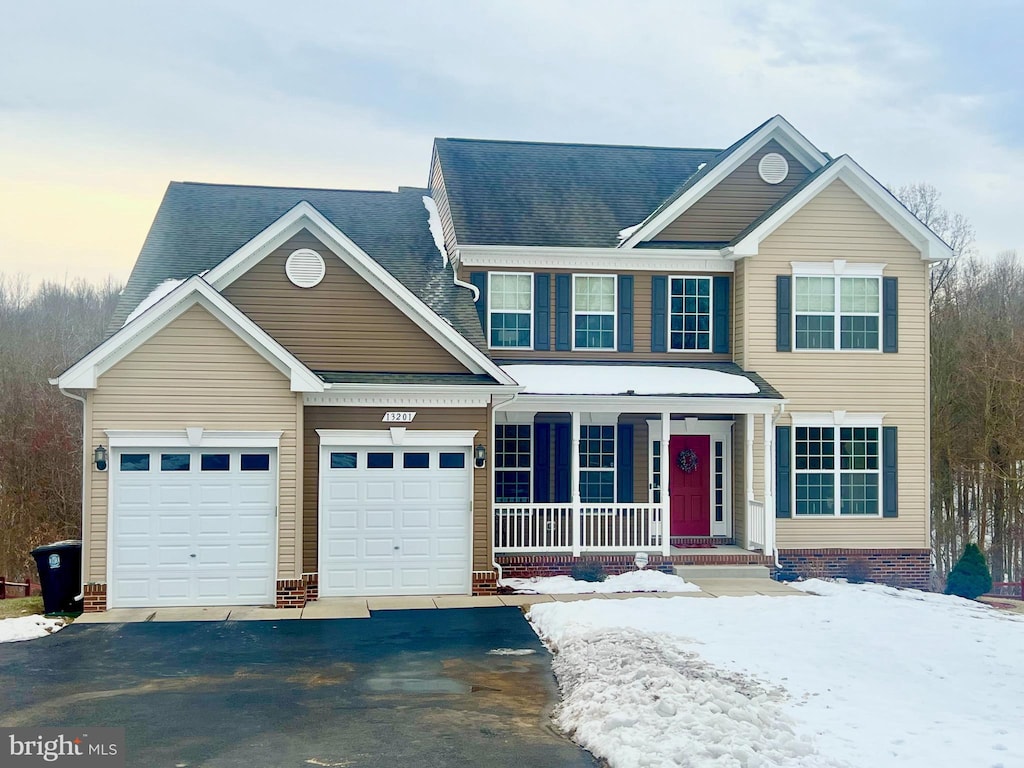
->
xmin=109 ymin=183 xmax=486 ymax=350
xmin=433 ymin=138 xmax=722 ymax=247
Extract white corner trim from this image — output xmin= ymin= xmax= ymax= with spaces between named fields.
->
xmin=316 ymin=429 xmax=478 ymax=447
xmin=457 ymin=245 xmax=733 ymax=272
xmin=790 ymin=261 xmax=887 ymax=277
xmin=731 ymin=156 xmax=954 ymax=261
xmin=200 ymin=201 xmax=516 ymax=386
xmin=56 ymin=277 xmax=323 ymax=392
xmin=790 ymin=412 xmax=885 ymax=427
xmin=105 ymin=429 xmax=284 ymax=448
xmin=621 ymin=116 xmax=828 ymax=248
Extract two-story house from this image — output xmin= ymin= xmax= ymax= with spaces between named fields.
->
xmin=56 ymin=116 xmax=949 ymax=611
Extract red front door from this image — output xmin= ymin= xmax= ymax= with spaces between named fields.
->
xmin=669 ymin=435 xmax=711 ymax=537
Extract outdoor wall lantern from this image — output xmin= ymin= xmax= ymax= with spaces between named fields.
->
xmin=474 ymin=443 xmax=487 ymax=469
xmin=93 ymin=445 xmax=108 ymax=472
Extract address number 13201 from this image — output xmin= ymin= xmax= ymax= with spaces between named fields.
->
xmin=382 ymin=411 xmax=416 ymax=423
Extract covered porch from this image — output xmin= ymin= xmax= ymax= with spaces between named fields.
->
xmin=490 ymin=363 xmax=785 ymax=561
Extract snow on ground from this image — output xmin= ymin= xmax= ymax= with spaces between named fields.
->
xmin=501 ymin=364 xmax=759 ymax=396
xmin=529 ymin=580 xmax=1024 ymax=768
xmin=0 ymin=615 xmax=65 ymax=643
xmin=502 ymin=570 xmax=700 ymax=594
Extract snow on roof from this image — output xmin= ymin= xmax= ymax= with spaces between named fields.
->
xmin=122 ymin=278 xmax=185 ymax=326
xmin=617 ymin=222 xmax=643 ymax=244
xmin=422 ymin=195 xmax=447 ymax=265
xmin=501 ymin=364 xmax=759 ymax=396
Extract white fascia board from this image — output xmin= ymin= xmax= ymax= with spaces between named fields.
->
xmin=731 ymin=157 xmax=954 ymax=261
xmin=621 ymin=116 xmax=829 ymax=248
xmin=509 ymin=394 xmax=785 ymax=414
xmin=203 ymin=201 xmax=517 ymax=386
xmin=316 ymin=428 xmax=478 ymax=447
xmin=457 ymin=245 xmax=732 ymax=273
xmin=57 ymin=277 xmax=323 ymax=392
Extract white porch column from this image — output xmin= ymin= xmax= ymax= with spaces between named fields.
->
xmin=763 ymin=411 xmax=776 ymax=557
xmin=745 ymin=413 xmax=755 ymax=549
xmin=660 ymin=412 xmax=671 ymax=556
xmin=570 ymin=409 xmax=582 ymax=557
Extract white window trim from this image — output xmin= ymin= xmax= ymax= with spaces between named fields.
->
xmin=105 ymin=429 xmax=283 ymax=448
xmin=495 ymin=423 xmax=532 ymax=504
xmin=578 ymin=423 xmax=616 ymax=504
xmin=792 ymin=268 xmax=883 ymax=353
xmin=792 ymin=417 xmax=883 ymax=519
xmin=487 ymin=271 xmax=534 ymax=350
xmin=316 ymin=429 xmax=478 ymax=447
xmin=668 ymin=274 xmax=714 ymax=353
xmin=571 ymin=273 xmax=617 ymax=351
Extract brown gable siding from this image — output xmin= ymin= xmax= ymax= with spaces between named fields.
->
xmin=428 ymin=151 xmax=458 ymax=260
xmin=222 ymin=231 xmax=470 ymax=374
xmin=652 ymin=140 xmax=812 ymax=243
xmin=303 ymin=406 xmax=491 ymax=572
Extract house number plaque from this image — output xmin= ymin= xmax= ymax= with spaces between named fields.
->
xmin=382 ymin=411 xmax=416 ymax=423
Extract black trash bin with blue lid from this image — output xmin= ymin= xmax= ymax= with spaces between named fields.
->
xmin=30 ymin=540 xmax=83 ymax=615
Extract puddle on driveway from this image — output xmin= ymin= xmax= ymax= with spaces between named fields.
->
xmin=364 ymin=676 xmax=472 ymax=694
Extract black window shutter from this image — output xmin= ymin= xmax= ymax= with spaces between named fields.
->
xmin=533 ymin=422 xmax=551 ymax=503
xmin=469 ymin=272 xmax=487 ymax=331
xmin=534 ymin=273 xmax=551 ymax=351
xmin=554 ymin=422 xmax=571 ymax=502
xmin=776 ymin=425 xmax=792 ymax=518
xmin=882 ymin=426 xmax=898 ymax=517
xmin=651 ymin=275 xmax=667 ymax=352
xmin=712 ymin=275 xmax=730 ymax=354
xmin=618 ymin=275 xmax=634 ymax=352
xmin=776 ymin=276 xmax=792 ymax=352
xmin=555 ymin=274 xmax=571 ymax=351
xmin=616 ymin=422 xmax=634 ymax=502
xmin=883 ymin=276 xmax=898 ymax=353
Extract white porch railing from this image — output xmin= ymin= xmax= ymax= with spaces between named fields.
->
xmin=746 ymin=499 xmax=768 ymax=553
xmin=494 ymin=504 xmax=664 ymax=554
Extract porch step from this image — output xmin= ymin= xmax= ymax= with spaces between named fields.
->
xmin=674 ymin=564 xmax=771 ymax=580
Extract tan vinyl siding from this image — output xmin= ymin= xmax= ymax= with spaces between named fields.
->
xmin=222 ymin=231 xmax=469 ymax=374
xmin=488 ymin=268 xmax=732 ymax=362
xmin=303 ymin=406 xmax=490 ymax=572
xmin=429 ymin=151 xmax=459 ymax=260
xmin=85 ymin=305 xmax=300 ymax=582
xmin=653 ymin=141 xmax=812 ymax=243
xmin=733 ymin=259 xmax=747 ymax=367
xmin=745 ymin=179 xmax=930 ymax=549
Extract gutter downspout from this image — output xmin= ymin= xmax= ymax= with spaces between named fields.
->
xmin=489 ymin=391 xmax=520 ymax=584
xmin=772 ymin=402 xmax=786 ymax=570
xmin=54 ymin=381 xmax=87 ymax=603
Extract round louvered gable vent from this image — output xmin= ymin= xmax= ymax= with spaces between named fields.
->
xmin=285 ymin=249 xmax=326 ymax=288
xmin=758 ymin=152 xmax=789 ymax=185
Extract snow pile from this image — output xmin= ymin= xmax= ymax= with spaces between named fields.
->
xmin=529 ymin=580 xmax=1024 ymax=768
xmin=502 ymin=570 xmax=699 ymax=594
xmin=617 ymin=223 xmax=642 ymax=244
xmin=501 ymin=364 xmax=759 ymax=396
xmin=122 ymin=278 xmax=185 ymax=326
xmin=422 ymin=196 xmax=447 ymax=265
xmin=0 ymin=615 xmax=65 ymax=643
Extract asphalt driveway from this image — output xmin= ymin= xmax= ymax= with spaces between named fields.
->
xmin=0 ymin=607 xmax=597 ymax=768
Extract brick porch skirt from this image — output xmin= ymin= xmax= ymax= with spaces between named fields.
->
xmin=83 ymin=582 xmax=107 ymax=612
xmin=494 ymin=554 xmax=675 ymax=580
xmin=275 ymin=573 xmax=319 ymax=608
xmin=775 ymin=548 xmax=931 ymax=590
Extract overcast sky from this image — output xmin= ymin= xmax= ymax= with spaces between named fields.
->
xmin=1 ymin=0 xmax=1020 ymax=285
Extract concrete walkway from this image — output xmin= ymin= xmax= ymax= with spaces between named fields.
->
xmin=74 ymin=581 xmax=805 ymax=623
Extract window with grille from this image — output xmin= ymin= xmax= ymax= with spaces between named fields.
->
xmin=794 ymin=276 xmax=880 ymax=350
xmin=495 ymin=424 xmax=531 ymax=502
xmin=579 ymin=425 xmax=615 ymax=502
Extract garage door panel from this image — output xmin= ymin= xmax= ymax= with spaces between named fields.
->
xmin=320 ymin=446 xmax=470 ymax=597
xmin=117 ymin=485 xmax=153 ymax=505
xmin=115 ymin=545 xmax=150 ymax=567
xmin=236 ymin=543 xmax=273 ymax=565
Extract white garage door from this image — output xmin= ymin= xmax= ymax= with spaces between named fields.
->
xmin=319 ymin=446 xmax=472 ymax=596
xmin=110 ymin=448 xmax=277 ymax=608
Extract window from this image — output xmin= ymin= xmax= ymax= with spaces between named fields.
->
xmin=439 ymin=452 xmax=465 ymax=469
xmin=795 ymin=276 xmax=880 ymax=350
xmin=403 ymin=452 xmax=430 ymax=469
xmin=240 ymin=453 xmax=270 ymax=471
xmin=794 ymin=425 xmax=880 ymax=516
xmin=120 ymin=453 xmax=150 ymax=472
xmin=714 ymin=441 xmax=725 ymax=522
xmin=201 ymin=454 xmax=230 ymax=471
xmin=573 ymin=275 xmax=615 ymax=349
xmin=495 ymin=424 xmax=531 ymax=502
xmin=579 ymin=425 xmax=615 ymax=503
xmin=651 ymin=439 xmax=662 ymax=504
xmin=160 ymin=453 xmax=190 ymax=472
xmin=330 ymin=452 xmax=357 ymax=469
xmin=669 ymin=276 xmax=712 ymax=351
xmin=367 ymin=452 xmax=394 ymax=469
xmin=488 ymin=272 xmax=533 ymax=348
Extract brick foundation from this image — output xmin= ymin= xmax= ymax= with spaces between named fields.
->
xmin=472 ymin=570 xmax=498 ymax=595
xmin=495 ymin=554 xmax=675 ymax=580
xmin=275 ymin=573 xmax=319 ymax=608
xmin=83 ymin=583 xmax=106 ymax=613
xmin=775 ymin=548 xmax=932 ymax=590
